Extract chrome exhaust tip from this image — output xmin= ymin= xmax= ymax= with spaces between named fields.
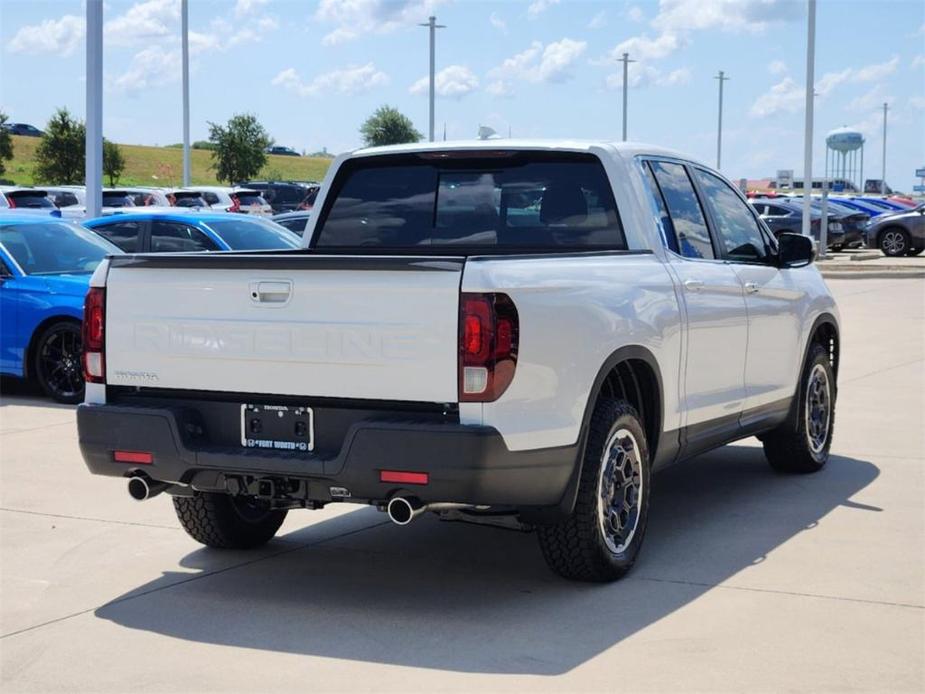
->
xmin=127 ymin=476 xmax=168 ymax=501
xmin=386 ymin=496 xmax=421 ymax=526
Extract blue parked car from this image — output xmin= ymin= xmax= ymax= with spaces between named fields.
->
xmin=82 ymin=211 xmax=300 ymax=253
xmin=853 ymin=197 xmax=908 ymax=213
xmin=0 ymin=215 xmax=121 ymax=402
xmin=829 ymin=197 xmax=891 ymax=217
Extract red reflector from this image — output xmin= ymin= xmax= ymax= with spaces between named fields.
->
xmin=379 ymin=470 xmax=429 ymax=485
xmin=113 ymin=450 xmax=153 ymax=464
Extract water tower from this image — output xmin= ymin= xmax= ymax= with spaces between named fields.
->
xmin=825 ymin=127 xmax=865 ymax=192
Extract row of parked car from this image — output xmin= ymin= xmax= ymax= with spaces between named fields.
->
xmin=746 ymin=193 xmax=924 ymax=257
xmin=0 ymin=180 xmax=320 ymax=217
xmin=0 ymin=206 xmax=313 ymax=402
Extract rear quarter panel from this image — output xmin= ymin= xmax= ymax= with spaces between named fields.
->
xmin=461 ymin=253 xmax=683 ymax=451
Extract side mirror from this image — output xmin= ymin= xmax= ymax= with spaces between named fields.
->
xmin=778 ymin=232 xmax=815 ymax=268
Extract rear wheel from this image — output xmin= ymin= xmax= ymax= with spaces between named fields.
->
xmin=536 ymin=399 xmax=650 ymax=582
xmin=33 ymin=321 xmax=84 ymax=404
xmin=173 ymin=492 xmax=287 ymax=549
xmin=879 ymin=228 xmax=909 ymax=257
xmin=762 ymin=342 xmax=835 ymax=473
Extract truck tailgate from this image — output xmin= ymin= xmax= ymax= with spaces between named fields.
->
xmin=103 ymin=255 xmax=464 ymax=403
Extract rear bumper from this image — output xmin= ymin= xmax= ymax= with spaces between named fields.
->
xmin=76 ymin=403 xmax=576 ymax=508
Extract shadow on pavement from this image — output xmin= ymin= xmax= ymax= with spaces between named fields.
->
xmin=0 ymin=377 xmax=73 ymax=410
xmin=95 ymin=445 xmax=878 ymax=675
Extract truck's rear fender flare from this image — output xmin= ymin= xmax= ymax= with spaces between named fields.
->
xmin=535 ymin=345 xmax=664 ymax=523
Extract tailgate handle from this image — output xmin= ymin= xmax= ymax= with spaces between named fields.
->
xmin=250 ymin=280 xmax=292 ymax=305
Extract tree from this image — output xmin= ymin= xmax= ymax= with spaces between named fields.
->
xmin=34 ymin=108 xmax=85 ymax=184
xmin=0 ymin=111 xmax=13 ymax=177
xmin=207 ymin=113 xmax=271 ymax=184
xmin=103 ymin=139 xmax=126 ymax=186
xmin=359 ymin=105 xmax=421 ymax=147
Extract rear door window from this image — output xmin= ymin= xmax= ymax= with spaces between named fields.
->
xmin=8 ymin=192 xmax=55 ymax=209
xmin=91 ymin=220 xmax=143 ymax=252
xmin=150 ymin=221 xmax=219 ymax=252
xmin=648 ymin=161 xmax=714 ymax=260
xmin=313 ymin=152 xmax=625 ymax=251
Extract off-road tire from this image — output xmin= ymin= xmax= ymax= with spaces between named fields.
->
xmin=763 ymin=342 xmax=835 ymax=474
xmin=173 ymin=492 xmax=287 ymax=549
xmin=536 ymin=399 xmax=650 ymax=582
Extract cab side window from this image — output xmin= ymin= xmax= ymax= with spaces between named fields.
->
xmin=693 ymin=169 xmax=769 ymax=263
xmin=648 ymin=161 xmax=714 ymax=260
xmin=150 ymin=221 xmax=219 ymax=252
xmin=92 ymin=221 xmax=143 ymax=252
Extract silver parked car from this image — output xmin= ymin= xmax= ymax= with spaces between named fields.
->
xmin=865 ymin=204 xmax=925 ymax=257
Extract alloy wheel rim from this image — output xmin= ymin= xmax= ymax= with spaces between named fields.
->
xmin=39 ymin=328 xmax=83 ymax=399
xmin=805 ymin=363 xmax=831 ymax=455
xmin=597 ymin=428 xmax=643 ymax=554
xmin=883 ymin=231 xmax=905 ymax=255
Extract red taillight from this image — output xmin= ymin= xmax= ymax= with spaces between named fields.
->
xmin=114 ymin=450 xmax=153 ymax=464
xmin=458 ymin=293 xmax=518 ymax=402
xmin=229 ymin=194 xmax=241 ymax=213
xmin=82 ymin=287 xmax=105 ymax=384
xmin=379 ymin=470 xmax=429 ymax=485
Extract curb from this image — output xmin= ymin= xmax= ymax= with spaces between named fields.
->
xmin=820 ymin=270 xmax=925 ymax=280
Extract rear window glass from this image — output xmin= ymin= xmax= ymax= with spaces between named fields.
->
xmin=102 ymin=192 xmax=135 ymax=207
xmin=235 ymin=193 xmax=267 ymax=206
xmin=313 ymin=152 xmax=625 ymax=251
xmin=8 ymin=193 xmax=55 ymax=209
xmin=205 ymin=218 xmax=300 ymax=250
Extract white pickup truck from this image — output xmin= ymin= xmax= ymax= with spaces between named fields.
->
xmin=78 ymin=141 xmax=840 ymax=582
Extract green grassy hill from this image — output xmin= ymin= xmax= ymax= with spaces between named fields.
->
xmin=3 ymin=135 xmax=333 ymax=187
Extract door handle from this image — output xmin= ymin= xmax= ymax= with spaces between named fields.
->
xmin=683 ymin=279 xmax=704 ymax=292
xmin=250 ymin=280 xmax=292 ymax=305
xmin=744 ymin=282 xmax=759 ymax=294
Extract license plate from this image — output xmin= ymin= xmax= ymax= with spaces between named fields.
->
xmin=240 ymin=404 xmax=314 ymax=452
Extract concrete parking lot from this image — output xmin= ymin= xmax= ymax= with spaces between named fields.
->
xmin=1 ymin=277 xmax=923 ymax=693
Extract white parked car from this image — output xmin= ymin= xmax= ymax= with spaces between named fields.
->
xmin=108 ymin=187 xmax=171 ymax=207
xmin=177 ymin=186 xmax=272 ymax=216
xmin=78 ymin=140 xmax=840 ymax=582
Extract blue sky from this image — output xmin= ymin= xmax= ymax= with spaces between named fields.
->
xmin=1 ymin=0 xmax=923 ymax=189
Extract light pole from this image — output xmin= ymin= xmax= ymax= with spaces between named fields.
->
xmin=181 ymin=0 xmax=190 ymax=186
xmin=881 ymin=102 xmax=889 ymax=194
xmin=418 ymin=15 xmax=445 ymax=142
xmin=85 ymin=0 xmax=103 ymax=218
xmin=801 ymin=0 xmax=816 ymax=238
xmin=714 ymin=70 xmax=729 ymax=170
xmin=618 ymin=52 xmax=635 ymax=141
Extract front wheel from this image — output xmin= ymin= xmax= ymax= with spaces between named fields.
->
xmin=880 ymin=228 xmax=909 ymax=257
xmin=762 ymin=342 xmax=835 ymax=473
xmin=34 ymin=321 xmax=85 ymax=404
xmin=537 ymin=399 xmax=650 ymax=582
xmin=173 ymin=493 xmax=287 ymax=549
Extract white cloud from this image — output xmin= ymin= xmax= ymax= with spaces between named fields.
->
xmin=909 ymin=96 xmax=925 ymax=110
xmin=489 ymin=12 xmax=507 ymax=33
xmin=111 ymin=45 xmax=182 ymax=93
xmin=234 ymin=0 xmax=269 ymax=18
xmin=486 ymin=80 xmax=513 ymax=97
xmin=527 ymin=0 xmax=560 ymax=19
xmin=105 ymin=0 xmax=179 ymax=46
xmin=768 ymin=59 xmax=787 ymax=75
xmin=314 ymin=0 xmax=445 ymax=45
xmin=489 ymin=38 xmax=586 ymax=90
xmin=7 ymin=14 xmax=85 ymax=56
xmin=272 ymin=63 xmax=389 ymax=97
xmin=607 ymin=32 xmax=682 ymax=61
xmin=848 ymin=86 xmax=893 ymax=113
xmin=749 ymin=77 xmax=803 ymax=117
xmin=627 ymin=6 xmax=644 ymax=23
xmin=588 ymin=11 xmax=607 ymax=29
xmin=652 ymin=0 xmax=802 ymax=34
xmin=605 ymin=64 xmax=690 ymax=89
xmin=912 ymin=55 xmax=925 ymax=69
xmin=852 ymin=55 xmax=899 ymax=82
xmin=409 ymin=65 xmax=478 ymax=98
